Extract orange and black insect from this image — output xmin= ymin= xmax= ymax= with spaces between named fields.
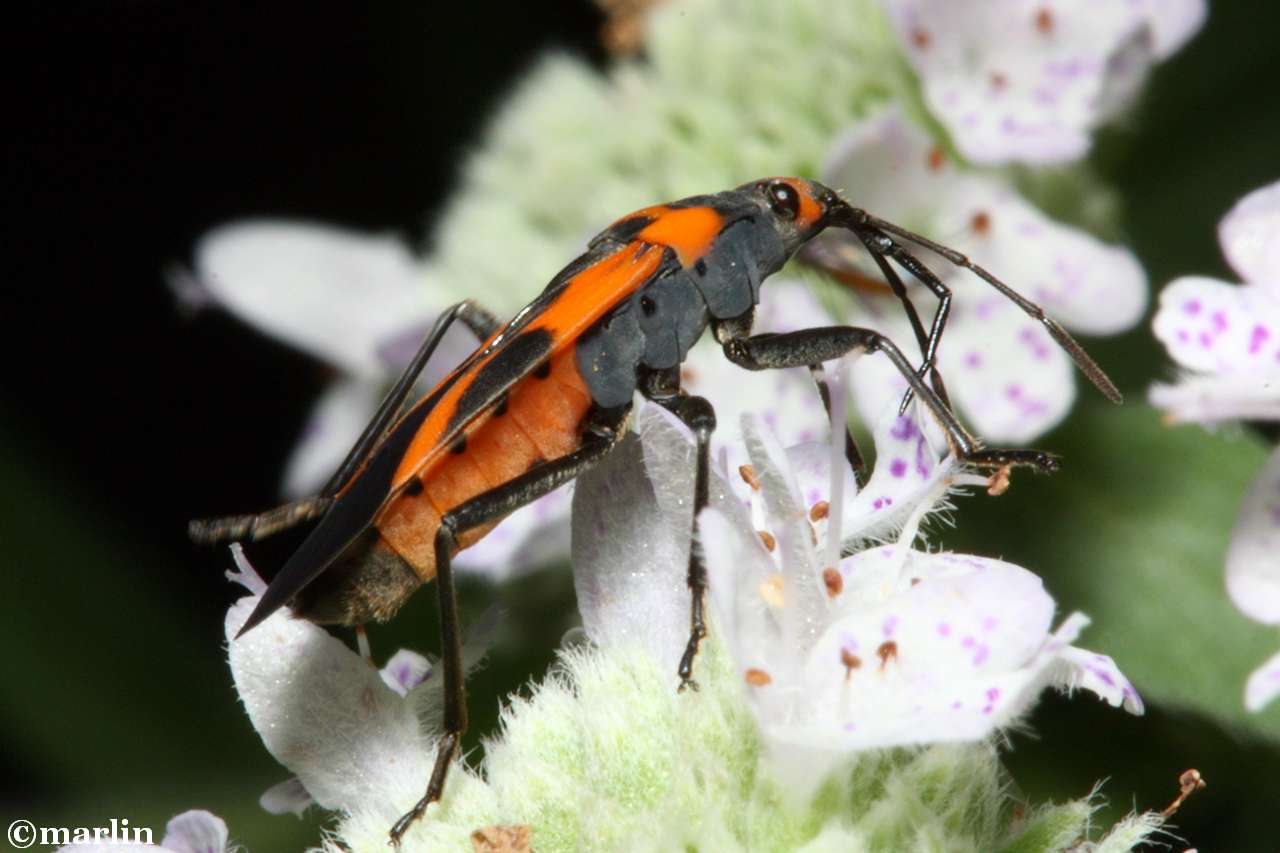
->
xmin=191 ymin=177 xmax=1118 ymax=843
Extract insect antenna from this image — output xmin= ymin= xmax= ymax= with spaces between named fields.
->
xmin=857 ymin=212 xmax=1122 ymax=405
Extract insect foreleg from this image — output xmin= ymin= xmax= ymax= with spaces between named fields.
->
xmin=854 ymin=230 xmax=953 ymax=412
xmin=388 ymin=405 xmax=629 ymax=846
xmin=722 ymin=326 xmax=1058 ymax=474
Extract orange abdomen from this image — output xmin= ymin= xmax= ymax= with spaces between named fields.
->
xmin=375 ymin=347 xmax=594 ymax=579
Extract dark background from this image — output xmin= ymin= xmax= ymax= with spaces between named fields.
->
xmin=4 ymin=2 xmax=1279 ymax=850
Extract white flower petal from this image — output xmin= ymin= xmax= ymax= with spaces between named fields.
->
xmin=1244 ymin=647 xmax=1280 ymax=713
xmin=882 ymin=0 xmax=1156 ymax=164
xmin=193 ymin=221 xmax=435 ymax=378
xmin=827 ymin=109 xmax=1147 ymax=335
xmin=226 ymin=586 xmax=431 ymax=817
xmin=1138 ymin=0 xmax=1207 ymax=58
xmin=1226 ymin=446 xmax=1280 ymax=625
xmin=160 ymin=810 xmax=230 ymax=853
xmin=572 ymin=406 xmax=716 ymax=672
xmin=260 ymin=776 xmax=313 ymax=817
xmin=960 ymin=193 xmax=1148 ymax=336
xmin=1148 ymin=372 xmax=1280 ymax=424
xmin=1219 ymin=178 xmax=1280 ymax=290
xmin=1053 ymin=638 xmax=1145 ymax=714
xmin=380 ymin=648 xmax=433 ymax=696
xmin=281 ymin=377 xmax=383 ymax=498
xmin=1152 ymin=277 xmax=1280 ymax=374
xmin=773 ymin=550 xmax=1090 ymax=748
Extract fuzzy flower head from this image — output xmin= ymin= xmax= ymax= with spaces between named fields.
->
xmin=701 ymin=404 xmax=1141 ymax=760
xmin=1150 ymin=179 xmax=1280 ymax=711
xmin=822 ymin=107 xmax=1147 ymax=442
xmin=882 ymin=0 xmax=1206 ymax=164
xmin=226 ymin=391 xmax=1153 ymax=852
xmin=574 ymin=372 xmax=1142 ymax=781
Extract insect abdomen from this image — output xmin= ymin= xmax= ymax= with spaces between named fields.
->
xmin=375 ymin=348 xmax=593 ymax=580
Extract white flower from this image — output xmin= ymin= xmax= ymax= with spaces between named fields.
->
xmin=1150 ymin=181 xmax=1280 ymax=424
xmin=55 ymin=810 xmax=231 ymax=853
xmin=223 ymin=545 xmax=492 ymax=824
xmin=822 ymin=107 xmax=1147 ymax=442
xmin=881 ymin=0 xmax=1206 ymax=164
xmin=572 ymin=370 xmax=1142 ymax=785
xmin=177 ymin=222 xmax=572 ymax=581
xmin=1149 ymin=179 xmax=1280 ymax=711
xmin=224 ymin=391 xmax=1153 ymax=853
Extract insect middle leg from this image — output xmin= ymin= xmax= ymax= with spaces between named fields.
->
xmin=720 ymin=324 xmax=1058 ymax=473
xmin=388 ymin=405 xmax=630 ymax=846
xmin=189 ymin=299 xmax=502 ymax=545
xmin=715 ymin=310 xmax=868 ymax=486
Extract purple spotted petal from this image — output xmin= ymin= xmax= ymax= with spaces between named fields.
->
xmin=842 ymin=405 xmax=954 ymax=543
xmin=880 ymin=0 xmax=1201 ymax=164
xmin=1055 ymin=643 xmax=1144 ymax=714
xmin=825 ymin=109 xmax=1147 ymax=334
xmin=850 ymin=300 xmax=1076 ymax=443
xmin=1245 ymin=648 xmax=1280 ymax=713
xmin=1153 ymin=277 xmax=1280 ymax=375
xmin=1226 ymin=446 xmax=1280 ymax=626
xmin=1219 ymin=178 xmax=1280 ymax=291
xmin=767 ymin=550 xmax=1139 ymax=750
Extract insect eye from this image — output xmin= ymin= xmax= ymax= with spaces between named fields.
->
xmin=765 ymin=181 xmax=800 ymax=221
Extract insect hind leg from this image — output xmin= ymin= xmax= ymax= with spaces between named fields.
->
xmin=188 ymin=496 xmax=333 ymax=544
xmin=388 ymin=407 xmax=629 ymax=846
xmin=190 ymin=299 xmax=503 ymax=549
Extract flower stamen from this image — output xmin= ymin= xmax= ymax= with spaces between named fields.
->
xmin=823 ymin=567 xmax=844 ymax=598
xmin=841 ymin=648 xmax=862 ymax=682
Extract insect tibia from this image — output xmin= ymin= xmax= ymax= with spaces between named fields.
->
xmin=187 ymin=496 xmax=334 ymax=545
